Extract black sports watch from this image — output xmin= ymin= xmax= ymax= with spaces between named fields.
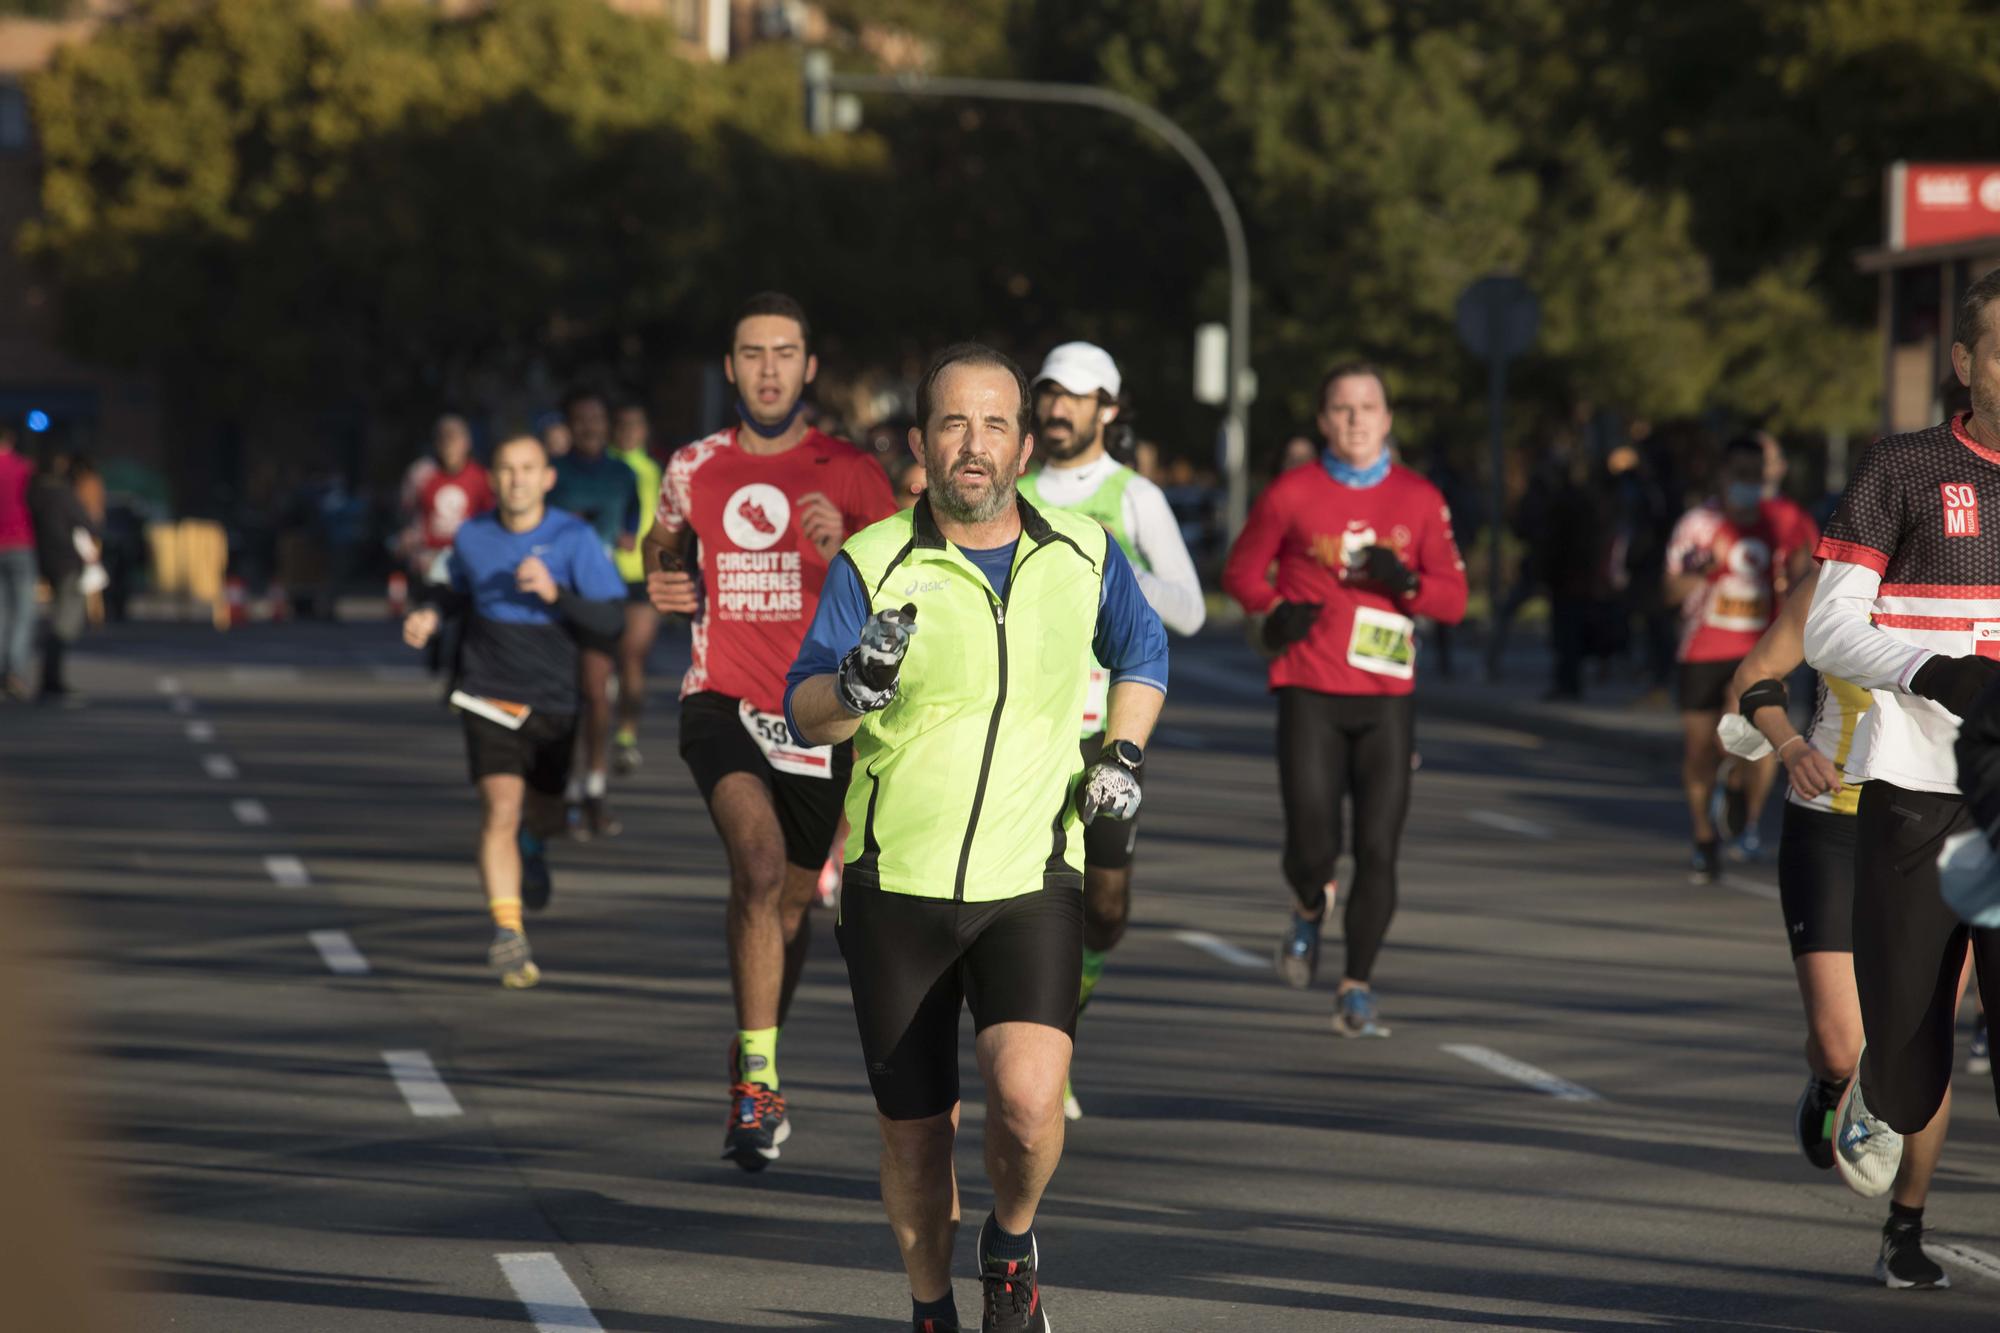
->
xmin=1103 ymin=739 xmax=1144 ymax=772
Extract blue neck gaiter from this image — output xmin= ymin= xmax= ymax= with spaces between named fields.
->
xmin=737 ymin=397 xmax=807 ymax=439
xmin=1323 ymin=449 xmax=1390 ymax=489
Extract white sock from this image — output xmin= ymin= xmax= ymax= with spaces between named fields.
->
xmin=585 ymin=770 xmax=607 ymax=799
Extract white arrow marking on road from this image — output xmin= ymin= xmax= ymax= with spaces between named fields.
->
xmin=309 ymin=929 xmax=370 ymax=976
xmin=155 ymin=675 xmax=182 ymax=695
xmin=1932 ymin=1242 xmax=2000 ymax=1284
xmin=1467 ymin=809 xmax=1554 ymax=840
xmin=496 ymin=1253 xmax=604 ymax=1332
xmin=185 ymin=720 xmax=215 ymax=743
xmin=202 ymin=754 xmax=238 ymax=781
xmin=231 ymin=798 xmax=269 ymax=826
xmin=382 ymin=1049 xmax=462 ymax=1118
xmin=263 ymin=855 xmax=310 ymax=889
xmin=1442 ymin=1044 xmax=1601 ymax=1102
xmin=1175 ymin=930 xmax=1266 ymax=969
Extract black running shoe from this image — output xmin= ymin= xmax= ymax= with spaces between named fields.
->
xmin=1876 ymin=1217 xmax=1949 ymax=1289
xmin=980 ymin=1240 xmax=1050 ymax=1333
xmin=1689 ymin=839 xmax=1722 ymax=885
xmin=723 ymin=1080 xmax=789 ymax=1172
xmin=1274 ymin=911 xmax=1322 ymax=989
xmin=519 ymin=830 xmax=552 ymax=912
xmin=1794 ymin=1074 xmax=1844 ymax=1171
xmin=583 ymin=795 xmax=622 ymax=839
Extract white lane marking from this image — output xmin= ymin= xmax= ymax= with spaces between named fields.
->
xmin=382 ymin=1049 xmax=463 ymax=1118
xmin=1175 ymin=929 xmax=1266 ymax=969
xmin=170 ymin=695 xmax=197 ymax=715
xmin=1727 ymin=875 xmax=1780 ymax=902
xmin=185 ymin=720 xmax=215 ymax=742
xmin=231 ymin=798 xmax=270 ymax=826
xmin=1442 ymin=1043 xmax=1601 ymax=1102
xmin=309 ymin=929 xmax=370 ymax=975
xmin=263 ymin=855 xmax=310 ymax=889
xmin=155 ymin=675 xmax=182 ymax=695
xmin=228 ymin=665 xmax=301 ymax=683
xmin=1932 ymin=1242 xmax=2000 ymax=1283
xmin=1467 ymin=809 xmax=1554 ymax=840
xmin=496 ymin=1252 xmax=604 ymax=1332
xmin=202 ymin=754 xmax=239 ymax=781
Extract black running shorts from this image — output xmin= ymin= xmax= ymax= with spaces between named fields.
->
xmin=1676 ymin=658 xmax=1741 ymax=714
xmin=1777 ymin=801 xmax=1855 ymax=958
xmin=836 ymin=884 xmax=1083 ymax=1121
xmin=1079 ymin=732 xmax=1143 ymax=871
xmin=678 ymin=690 xmax=852 ymax=870
xmin=462 ymin=709 xmax=576 ymax=796
xmin=1853 ymin=781 xmax=2000 ymax=1133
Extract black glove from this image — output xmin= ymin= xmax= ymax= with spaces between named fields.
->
xmin=1956 ymin=673 xmax=2000 ymax=850
xmin=835 ymin=603 xmax=919 ymax=715
xmin=1353 ymin=544 xmax=1418 ymax=595
xmin=1910 ymin=653 xmax=2000 ymax=719
xmin=1261 ymin=600 xmax=1322 ymax=653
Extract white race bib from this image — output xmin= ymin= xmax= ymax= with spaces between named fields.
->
xmin=1705 ymin=575 xmax=1769 ymax=632
xmin=1078 ymin=666 xmax=1110 ymax=738
xmin=738 ymin=701 xmax=834 ymax=779
xmin=1347 ymin=606 xmax=1416 ymax=680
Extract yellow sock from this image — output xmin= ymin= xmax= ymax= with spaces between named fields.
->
xmin=492 ymin=898 xmax=523 ymax=933
xmin=738 ymin=1027 xmax=779 ymax=1089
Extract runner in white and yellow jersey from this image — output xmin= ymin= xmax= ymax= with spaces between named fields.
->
xmin=1722 ymin=568 xmax=1901 ymax=1180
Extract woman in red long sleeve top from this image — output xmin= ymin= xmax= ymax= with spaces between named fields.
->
xmin=1222 ymin=363 xmax=1468 ymax=1038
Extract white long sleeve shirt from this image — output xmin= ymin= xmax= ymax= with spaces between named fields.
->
xmin=1031 ymin=454 xmax=1207 ymax=636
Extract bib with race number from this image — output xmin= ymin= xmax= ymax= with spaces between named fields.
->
xmin=738 ymin=701 xmax=834 ymax=779
xmin=1706 ymin=576 xmax=1770 ymax=633
xmin=1348 ymin=606 xmax=1416 ymax=679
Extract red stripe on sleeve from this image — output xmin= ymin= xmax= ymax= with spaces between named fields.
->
xmin=1815 ymin=538 xmax=1889 ymax=574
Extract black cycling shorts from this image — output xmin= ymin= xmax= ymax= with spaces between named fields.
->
xmin=462 ymin=709 xmax=576 ymax=796
xmin=1079 ymin=732 xmax=1142 ymax=871
xmin=1853 ymin=781 xmax=2000 ymax=1133
xmin=1777 ymin=800 xmax=1855 ymax=958
xmin=1677 ymin=658 xmax=1742 ymax=714
xmin=836 ymin=884 xmax=1082 ymax=1121
xmin=678 ymin=690 xmax=852 ymax=870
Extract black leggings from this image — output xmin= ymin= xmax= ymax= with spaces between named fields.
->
xmin=1277 ymin=689 xmax=1415 ymax=984
xmin=1853 ymin=782 xmax=2000 ymax=1133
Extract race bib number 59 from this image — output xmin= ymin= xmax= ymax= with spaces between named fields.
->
xmin=1348 ymin=606 xmax=1416 ymax=680
xmin=738 ymin=701 xmax=834 ymax=779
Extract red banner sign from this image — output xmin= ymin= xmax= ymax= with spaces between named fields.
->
xmin=1889 ymin=162 xmax=2000 ymax=251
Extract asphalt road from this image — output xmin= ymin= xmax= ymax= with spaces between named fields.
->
xmin=8 ymin=618 xmax=2000 ymax=1331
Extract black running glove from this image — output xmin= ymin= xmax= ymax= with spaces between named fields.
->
xmin=1956 ymin=674 xmax=2000 ymax=850
xmin=1261 ymin=600 xmax=1322 ymax=653
xmin=1910 ymin=653 xmax=2000 ymax=719
xmin=1354 ymin=544 xmax=1418 ymax=596
xmin=835 ymin=604 xmax=919 ymax=715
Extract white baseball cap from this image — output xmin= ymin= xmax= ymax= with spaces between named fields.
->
xmin=1033 ymin=342 xmax=1121 ymax=399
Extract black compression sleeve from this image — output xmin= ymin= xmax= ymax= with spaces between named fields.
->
xmin=554 ymin=590 xmax=625 ymax=639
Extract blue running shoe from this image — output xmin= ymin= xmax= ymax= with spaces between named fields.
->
xmin=519 ymin=829 xmax=552 ymax=912
xmin=1274 ymin=912 xmax=1322 ymax=989
xmin=1334 ymin=987 xmax=1390 ymax=1038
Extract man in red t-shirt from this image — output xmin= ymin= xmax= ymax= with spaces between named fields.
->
xmin=1222 ymin=363 xmax=1467 ymax=1040
xmin=644 ymin=292 xmax=895 ymax=1172
xmin=1665 ymin=435 xmax=1818 ymax=881
xmin=398 ymin=414 xmax=494 ymax=578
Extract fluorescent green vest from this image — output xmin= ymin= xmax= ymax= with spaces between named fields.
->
xmin=1018 ymin=464 xmax=1150 ymax=571
xmin=838 ymin=495 xmax=1108 ymax=901
xmin=612 ymin=445 xmax=663 ymax=583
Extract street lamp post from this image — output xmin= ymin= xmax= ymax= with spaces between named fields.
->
xmin=805 ymin=53 xmax=1254 ymax=538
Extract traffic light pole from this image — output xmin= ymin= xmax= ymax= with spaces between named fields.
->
xmin=807 ymin=58 xmax=1253 ymax=539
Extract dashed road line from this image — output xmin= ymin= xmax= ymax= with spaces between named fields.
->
xmin=1931 ymin=1241 xmax=2000 ymax=1284
xmin=263 ymin=855 xmax=311 ymax=889
xmin=185 ymin=720 xmax=215 ymax=743
xmin=496 ymin=1252 xmax=603 ymax=1332
xmin=202 ymin=754 xmax=239 ymax=781
xmin=1175 ymin=929 xmax=1265 ymax=969
xmin=382 ymin=1049 xmax=462 ymax=1118
xmin=1442 ymin=1043 xmax=1601 ymax=1102
xmin=231 ymin=798 xmax=270 ymax=826
xmin=1468 ymin=809 xmax=1553 ymax=840
xmin=308 ymin=929 xmax=370 ymax=976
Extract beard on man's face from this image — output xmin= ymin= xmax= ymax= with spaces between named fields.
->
xmin=1036 ymin=409 xmax=1098 ymax=461
xmin=926 ymin=440 xmax=1022 ymax=524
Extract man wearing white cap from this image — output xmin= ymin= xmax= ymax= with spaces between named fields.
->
xmin=1020 ymin=341 xmax=1206 ymax=1120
